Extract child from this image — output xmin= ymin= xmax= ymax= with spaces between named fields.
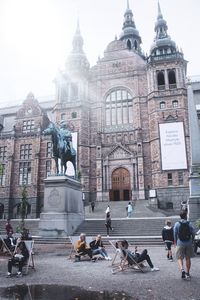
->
xmin=162 ymin=220 xmax=174 ymax=261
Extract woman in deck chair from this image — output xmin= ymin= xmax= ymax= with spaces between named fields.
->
xmin=90 ymin=235 xmax=111 ymax=260
xmin=7 ymin=240 xmax=29 ymax=278
xmin=75 ymin=233 xmax=93 ymax=261
xmin=121 ymin=240 xmax=159 ymax=272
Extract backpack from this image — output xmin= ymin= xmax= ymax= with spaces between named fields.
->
xmin=178 ymin=221 xmax=191 ymax=241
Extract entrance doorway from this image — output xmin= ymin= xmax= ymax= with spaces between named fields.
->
xmin=110 ymin=168 xmax=131 ymax=201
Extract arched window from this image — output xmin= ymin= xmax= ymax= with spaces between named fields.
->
xmin=127 ymin=39 xmax=131 ymax=50
xmin=160 ymin=101 xmax=166 ymax=109
xmin=168 ymin=69 xmax=176 ymax=89
xmin=71 ymin=112 xmax=77 ymax=119
xmin=134 ymin=40 xmax=138 ymax=50
xmin=71 ymin=83 xmax=78 ymax=99
xmin=61 ymin=113 xmax=65 ymax=120
xmin=157 ymin=71 xmax=165 ymax=90
xmin=105 ymin=89 xmax=133 ymax=126
xmin=172 ymin=100 xmax=178 ymax=108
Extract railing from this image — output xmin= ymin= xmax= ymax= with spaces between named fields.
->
xmin=147 ymin=52 xmax=184 ymax=63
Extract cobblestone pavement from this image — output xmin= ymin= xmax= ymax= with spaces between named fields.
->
xmin=0 ymin=244 xmax=200 ymax=300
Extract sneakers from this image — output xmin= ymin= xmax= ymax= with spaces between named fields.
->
xmin=107 ymin=235 xmax=109 ymax=237
xmin=16 ymin=272 xmax=22 ymax=278
xmin=181 ymin=270 xmax=186 ymax=279
xmin=105 ymin=256 xmax=112 ymax=261
xmin=6 ymin=272 xmax=11 ymax=278
xmin=151 ymin=267 xmax=160 ymax=272
xmin=185 ymin=273 xmax=191 ymax=280
xmin=169 ymin=257 xmax=173 ymax=262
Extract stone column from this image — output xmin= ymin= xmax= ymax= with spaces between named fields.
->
xmin=187 ymin=84 xmax=200 ymax=224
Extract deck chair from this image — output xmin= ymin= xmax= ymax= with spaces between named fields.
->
xmin=23 ymin=240 xmax=35 ymax=274
xmin=109 ymin=240 xmax=146 ymax=274
xmin=0 ymin=235 xmax=16 ymax=256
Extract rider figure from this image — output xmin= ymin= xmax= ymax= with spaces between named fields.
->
xmin=59 ymin=120 xmax=73 ymax=153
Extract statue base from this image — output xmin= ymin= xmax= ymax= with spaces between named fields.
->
xmin=188 ymin=196 xmax=200 ymax=225
xmin=39 ymin=176 xmax=84 ymax=237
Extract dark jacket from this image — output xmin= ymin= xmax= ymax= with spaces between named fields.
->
xmin=162 ymin=226 xmax=174 ymax=242
xmin=90 ymin=239 xmax=104 ymax=250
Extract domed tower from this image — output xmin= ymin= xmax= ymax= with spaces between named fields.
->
xmin=119 ymin=0 xmax=142 ymax=54
xmin=146 ymin=2 xmax=190 ymax=209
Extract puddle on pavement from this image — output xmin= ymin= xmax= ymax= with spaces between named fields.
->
xmin=0 ymin=285 xmax=132 ymax=300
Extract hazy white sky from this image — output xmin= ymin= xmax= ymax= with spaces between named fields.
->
xmin=0 ymin=0 xmax=199 ymax=106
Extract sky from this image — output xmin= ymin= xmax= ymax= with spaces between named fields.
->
xmin=0 ymin=0 xmax=200 ymax=106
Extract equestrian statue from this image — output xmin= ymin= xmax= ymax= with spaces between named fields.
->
xmin=43 ymin=120 xmax=76 ymax=176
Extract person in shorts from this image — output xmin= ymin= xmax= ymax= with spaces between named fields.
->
xmin=174 ymin=211 xmax=195 ymax=280
xmin=162 ymin=220 xmax=174 ymax=261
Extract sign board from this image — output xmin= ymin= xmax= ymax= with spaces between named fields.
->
xmin=159 ymin=122 xmax=187 ymax=170
xmin=149 ymin=189 xmax=156 ymax=198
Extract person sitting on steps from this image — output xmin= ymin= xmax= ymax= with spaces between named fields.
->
xmin=90 ymin=234 xmax=111 ymax=260
xmin=121 ymin=240 xmax=160 ymax=272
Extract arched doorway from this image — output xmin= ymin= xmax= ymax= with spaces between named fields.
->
xmin=110 ymin=168 xmax=131 ymax=201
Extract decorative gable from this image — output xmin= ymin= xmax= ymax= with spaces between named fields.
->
xmin=107 ymin=144 xmax=133 ymax=159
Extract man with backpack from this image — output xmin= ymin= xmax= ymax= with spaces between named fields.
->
xmin=174 ymin=211 xmax=195 ymax=280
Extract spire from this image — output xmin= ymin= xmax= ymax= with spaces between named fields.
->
xmin=157 ymin=1 xmax=162 ymax=19
xmin=72 ymin=19 xmax=84 ymax=54
xmin=149 ymin=2 xmax=177 ymax=57
xmin=127 ymin=0 xmax=130 ymax=10
xmin=119 ymin=0 xmax=142 ymax=54
xmin=65 ymin=21 xmax=90 ymax=74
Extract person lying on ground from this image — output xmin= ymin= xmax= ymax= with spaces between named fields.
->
xmin=75 ymin=233 xmax=93 ymax=261
xmin=120 ymin=240 xmax=160 ymax=272
xmin=90 ymin=234 xmax=111 ymax=260
xmin=7 ymin=240 xmax=29 ymax=278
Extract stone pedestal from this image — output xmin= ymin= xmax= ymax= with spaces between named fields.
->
xmin=188 ymin=196 xmax=200 ymax=224
xmin=39 ymin=176 xmax=84 ymax=237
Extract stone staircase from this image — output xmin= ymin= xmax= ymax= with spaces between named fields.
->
xmin=0 ymin=200 xmax=179 ymax=245
xmin=73 ymin=217 xmax=179 ymax=238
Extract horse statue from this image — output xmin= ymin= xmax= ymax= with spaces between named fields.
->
xmin=43 ymin=122 xmax=76 ymax=176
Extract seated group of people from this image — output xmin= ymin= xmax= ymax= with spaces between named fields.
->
xmin=75 ymin=233 xmax=111 ymax=261
xmin=75 ymin=233 xmax=159 ymax=272
xmin=2 ymin=220 xmax=31 ymax=278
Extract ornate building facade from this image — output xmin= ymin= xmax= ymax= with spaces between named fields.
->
xmin=0 ymin=2 xmax=191 ymax=218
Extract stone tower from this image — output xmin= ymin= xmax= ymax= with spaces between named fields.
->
xmin=53 ymin=21 xmax=91 ymax=202
xmin=146 ymin=2 xmax=190 ymax=207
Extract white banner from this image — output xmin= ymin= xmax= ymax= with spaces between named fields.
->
xmin=159 ymin=122 xmax=187 ymax=170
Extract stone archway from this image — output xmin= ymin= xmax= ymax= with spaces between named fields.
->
xmin=110 ymin=168 xmax=131 ymax=201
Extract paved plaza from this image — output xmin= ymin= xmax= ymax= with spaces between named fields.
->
xmin=0 ymin=244 xmax=200 ymax=300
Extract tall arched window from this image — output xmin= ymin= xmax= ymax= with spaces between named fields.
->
xmin=168 ymin=69 xmax=176 ymax=89
xmin=157 ymin=71 xmax=165 ymax=90
xmin=105 ymin=89 xmax=133 ymax=126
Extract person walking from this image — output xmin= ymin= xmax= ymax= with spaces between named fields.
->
xmin=162 ymin=220 xmax=174 ymax=261
xmin=127 ymin=202 xmax=133 ymax=218
xmin=105 ymin=212 xmax=113 ymax=237
xmin=91 ymin=201 xmax=95 ymax=213
xmin=105 ymin=205 xmax=110 ymax=215
xmin=174 ymin=211 xmax=195 ymax=280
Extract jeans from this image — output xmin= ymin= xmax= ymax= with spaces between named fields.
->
xmin=92 ymin=248 xmax=108 ymax=258
xmin=106 ymin=224 xmax=112 ymax=235
xmin=77 ymin=247 xmax=93 ymax=258
xmin=128 ymin=249 xmax=154 ymax=268
xmin=8 ymin=257 xmax=26 ymax=273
